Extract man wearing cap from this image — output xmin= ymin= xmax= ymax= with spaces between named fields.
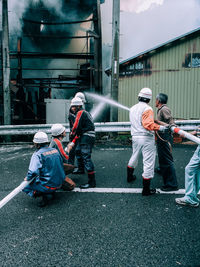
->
xmin=23 ymin=131 xmax=66 ymax=207
xmin=127 ymin=88 xmax=168 ymax=196
xmin=70 ymin=96 xmax=96 ymax=189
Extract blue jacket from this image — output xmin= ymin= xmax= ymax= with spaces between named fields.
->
xmin=27 ymin=146 xmax=66 ymax=188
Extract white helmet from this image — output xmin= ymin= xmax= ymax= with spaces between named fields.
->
xmin=138 ymin=87 xmax=152 ymax=100
xmin=51 ymin=123 xmax=66 ymax=137
xmin=75 ymin=92 xmax=86 ymax=103
xmin=70 ymin=97 xmax=83 ymax=107
xmin=33 ymin=131 xmax=48 ymax=143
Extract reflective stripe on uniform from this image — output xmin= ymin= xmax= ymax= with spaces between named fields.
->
xmin=54 ymin=138 xmax=69 ymax=160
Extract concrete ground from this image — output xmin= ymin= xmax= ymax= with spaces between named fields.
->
xmin=0 ymin=142 xmax=199 ymax=267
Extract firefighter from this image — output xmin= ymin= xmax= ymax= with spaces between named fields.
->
xmin=49 ymin=123 xmax=76 ymax=191
xmin=127 ymin=88 xmax=168 ymax=196
xmin=74 ymin=92 xmax=86 ymax=107
xmin=23 ymin=131 xmax=66 ymax=207
xmin=67 ymin=93 xmax=85 ymax=169
xmin=68 ymin=101 xmax=77 ymax=166
xmin=70 ymin=96 xmax=96 ymax=189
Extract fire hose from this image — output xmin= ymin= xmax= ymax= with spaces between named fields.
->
xmin=0 ymin=178 xmax=34 ymax=209
xmin=170 ymin=126 xmax=200 ymax=145
xmin=0 ymin=127 xmax=199 ymax=210
xmin=0 ymin=138 xmax=79 ymax=209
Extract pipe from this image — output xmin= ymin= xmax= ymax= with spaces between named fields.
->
xmin=171 ymin=126 xmax=200 ymax=145
xmin=0 ymin=179 xmax=33 ymax=209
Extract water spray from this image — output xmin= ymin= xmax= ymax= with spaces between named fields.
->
xmin=86 ymin=92 xmax=130 ymax=112
xmin=89 ymin=94 xmax=111 ymax=121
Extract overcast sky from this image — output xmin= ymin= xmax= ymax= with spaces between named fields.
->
xmin=101 ymin=0 xmax=200 ymax=61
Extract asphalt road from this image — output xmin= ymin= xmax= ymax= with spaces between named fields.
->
xmin=0 ymin=142 xmax=199 ymax=267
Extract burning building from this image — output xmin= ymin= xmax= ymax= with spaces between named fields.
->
xmin=0 ymin=0 xmax=104 ymax=124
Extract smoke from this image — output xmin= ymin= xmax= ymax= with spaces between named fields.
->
xmin=120 ymin=0 xmax=200 ymax=60
xmin=120 ymin=0 xmax=164 ymax=13
xmin=101 ymin=0 xmax=200 ymax=61
xmin=5 ymin=0 xmax=99 ymax=79
xmin=7 ymin=0 xmax=98 ymax=51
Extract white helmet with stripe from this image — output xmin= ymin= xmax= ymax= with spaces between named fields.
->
xmin=138 ymin=87 xmax=152 ymax=100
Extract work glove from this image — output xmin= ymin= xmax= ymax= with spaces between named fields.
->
xmin=159 ymin=125 xmax=169 ymax=132
xmin=64 ymin=142 xmax=75 ymax=153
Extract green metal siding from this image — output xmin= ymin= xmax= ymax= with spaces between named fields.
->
xmin=118 ymin=36 xmax=200 ymax=121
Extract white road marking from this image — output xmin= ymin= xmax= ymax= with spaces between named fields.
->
xmin=58 ymin=188 xmax=190 ymax=195
xmin=0 ymin=152 xmax=32 ymax=162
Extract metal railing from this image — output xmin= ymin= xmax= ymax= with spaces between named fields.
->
xmin=0 ymin=120 xmax=199 ymax=136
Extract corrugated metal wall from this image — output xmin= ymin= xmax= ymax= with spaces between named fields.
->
xmin=118 ymin=35 xmax=200 ymax=121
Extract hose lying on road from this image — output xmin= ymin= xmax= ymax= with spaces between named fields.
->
xmin=0 ymin=179 xmax=33 ymax=209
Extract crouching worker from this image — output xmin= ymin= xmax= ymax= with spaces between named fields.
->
xmin=49 ymin=123 xmax=76 ymax=191
xmin=23 ymin=131 xmax=66 ymax=207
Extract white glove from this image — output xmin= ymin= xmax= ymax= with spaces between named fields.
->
xmin=68 ymin=142 xmax=75 ymax=148
xmin=64 ymin=142 xmax=75 ymax=153
xmin=159 ymin=125 xmax=168 ymax=132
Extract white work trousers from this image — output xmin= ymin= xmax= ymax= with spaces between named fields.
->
xmin=128 ymin=135 xmax=156 ymax=178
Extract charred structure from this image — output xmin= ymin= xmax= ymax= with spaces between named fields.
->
xmin=0 ymin=0 xmax=104 ymax=124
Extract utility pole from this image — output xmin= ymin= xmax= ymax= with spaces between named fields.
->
xmin=93 ymin=0 xmax=102 ymax=94
xmin=2 ymin=0 xmax=11 ymax=125
xmin=110 ymin=0 xmax=120 ymax=122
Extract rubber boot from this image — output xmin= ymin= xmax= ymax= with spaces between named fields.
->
xmin=127 ymin=166 xmax=136 ymax=183
xmin=73 ymin=154 xmax=85 ymax=174
xmin=80 ymin=172 xmax=96 ymax=189
xmin=37 ymin=193 xmax=55 ymax=207
xmin=142 ymin=178 xmax=156 ymax=196
xmin=37 ymin=194 xmax=49 ymax=207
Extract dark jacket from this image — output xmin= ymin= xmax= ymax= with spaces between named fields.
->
xmin=71 ymin=109 xmax=95 ymax=144
xmin=68 ymin=108 xmax=76 ymax=131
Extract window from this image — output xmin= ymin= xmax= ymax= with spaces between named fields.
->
xmin=183 ymin=53 xmax=200 ymax=68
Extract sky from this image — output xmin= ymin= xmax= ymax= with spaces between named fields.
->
xmin=1 ymin=0 xmax=200 ymax=61
xmin=101 ymin=0 xmax=200 ymax=61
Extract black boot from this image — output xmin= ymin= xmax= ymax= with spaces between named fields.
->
xmin=37 ymin=193 xmax=55 ymax=207
xmin=37 ymin=194 xmax=49 ymax=207
xmin=73 ymin=156 xmax=85 ymax=174
xmin=80 ymin=172 xmax=96 ymax=189
xmin=127 ymin=166 xmax=136 ymax=183
xmin=142 ymin=179 xmax=156 ymax=196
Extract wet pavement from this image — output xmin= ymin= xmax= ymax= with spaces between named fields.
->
xmin=0 ymin=142 xmax=199 ymax=266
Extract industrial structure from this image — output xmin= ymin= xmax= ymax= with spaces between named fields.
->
xmin=0 ymin=0 xmax=104 ymax=125
xmin=106 ymin=27 xmax=200 ymax=122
